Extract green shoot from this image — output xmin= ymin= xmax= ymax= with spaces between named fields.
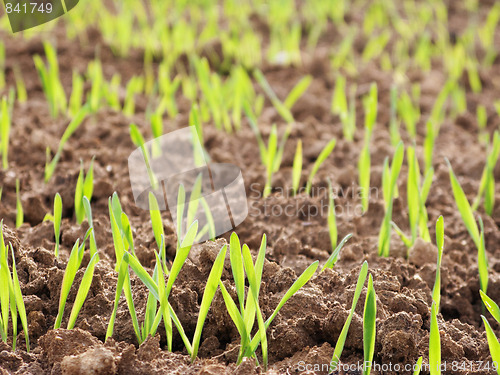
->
xmin=292 ymin=139 xmax=302 ymax=196
xmin=479 ymin=291 xmax=500 ymax=374
xmin=392 ymin=146 xmax=432 ymax=251
xmin=82 ymin=197 xmax=98 ymax=259
xmin=149 ymin=192 xmax=165 ymax=260
xmin=190 ymin=243 xmax=227 ymax=361
xmin=45 ymin=105 xmax=90 ymax=182
xmin=332 ymin=76 xmax=356 ymax=142
xmin=54 ymin=230 xmax=91 ymax=329
xmin=283 ymin=75 xmax=312 ymax=110
xmin=378 ymin=142 xmax=404 ymax=257
xmin=363 ymin=274 xmax=376 ymax=375
xmin=305 ymin=138 xmax=336 ymax=195
xmin=54 ymin=193 xmax=62 ymax=257
xmin=481 ymin=315 xmax=500 ymax=375
xmin=106 ymin=195 xmax=141 ymax=342
xmin=254 ymin=69 xmax=294 ymax=124
xmin=389 ymin=85 xmax=400 ymax=147
xmin=429 ymin=302 xmax=441 ymax=375
xmin=15 ymin=179 xmax=23 ymax=228
xmin=33 ymin=42 xmax=67 ymax=118
xmin=413 ymin=357 xmax=423 ymax=375
xmin=327 ymin=179 xmax=337 ymax=254
xmin=330 ymin=261 xmax=368 ymax=372
xmin=446 ymin=159 xmax=480 ymax=246
xmin=264 ymin=125 xmax=278 ymax=198
xmin=123 ymin=76 xmax=144 ymax=116
xmin=87 ymin=59 xmax=103 ymax=113
xmin=397 ymin=91 xmax=419 ymax=140
xmin=67 ymin=253 xmax=99 ymax=329
xmin=447 ymin=160 xmax=488 ymax=296
xmin=472 ymin=131 xmax=500 ymax=215
xmin=130 ymin=124 xmax=158 ymax=190
xmin=9 ymin=243 xmax=29 ymax=351
xmin=322 ymin=233 xmax=353 ymax=271
xmin=478 ymin=218 xmax=489 ymax=297
xmin=432 ymin=216 xmax=444 ymax=311
xmin=358 ymin=84 xmax=377 ymax=213
xmin=221 ymin=233 xmax=318 ymax=368
xmin=74 ymin=158 xmax=95 ymax=224
xmin=68 ymin=71 xmax=85 ymax=118
xmin=0 ymin=226 xmax=30 ymax=351
xmin=0 ymin=96 xmax=11 ymax=169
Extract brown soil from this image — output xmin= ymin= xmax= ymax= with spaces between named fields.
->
xmin=1 ymin=1 xmax=500 ymax=375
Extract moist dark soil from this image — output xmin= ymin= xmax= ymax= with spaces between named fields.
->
xmin=1 ymin=2 xmax=500 ymax=375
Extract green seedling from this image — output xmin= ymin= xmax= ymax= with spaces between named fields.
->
xmin=74 ymin=158 xmax=95 ymax=224
xmin=15 ymin=179 xmax=23 ymax=228
xmin=362 ymin=30 xmax=390 ymax=62
xmin=397 ymin=91 xmax=419 ymax=140
xmin=0 ymin=96 xmax=11 ymax=169
xmin=67 ymin=251 xmax=99 ymax=329
xmin=467 ymin=59 xmax=482 ymax=94
xmin=82 ymin=197 xmax=98 ymax=259
xmin=472 ymin=131 xmax=500 ymax=215
xmin=478 ymin=3 xmax=500 ymax=66
xmin=157 ymin=62 xmax=181 ymax=117
xmin=123 ymin=76 xmax=144 ymax=116
xmin=305 ymin=138 xmax=336 ymax=195
xmin=322 ymin=233 xmax=353 ymax=271
xmin=45 ymin=105 xmax=90 ymax=182
xmin=363 ymin=274 xmax=376 ymax=375
xmin=68 ymin=71 xmax=85 ymax=118
xmin=447 ymin=160 xmax=488 ymax=296
xmin=87 ymin=59 xmax=103 ymax=113
xmin=105 ymin=74 xmax=121 ymax=111
xmin=125 ymin=221 xmax=226 ymax=357
xmin=54 ymin=193 xmax=62 ymax=257
xmin=389 ymin=86 xmax=400 ymax=147
xmin=245 ymin=99 xmax=293 ymax=173
xmin=327 ymin=179 xmax=337 ymax=253
xmin=13 ymin=67 xmax=27 ymax=103
xmin=331 ymin=75 xmax=347 ymax=116
xmin=331 ymin=261 xmax=369 ymax=372
xmin=221 ymin=233 xmax=318 ymax=368
xmin=359 ymin=83 xmax=378 ymax=213
xmin=0 ymin=225 xmax=30 ymax=351
xmin=413 ymin=357 xmax=423 ymax=375
xmin=429 ymin=302 xmax=441 ymax=375
xmin=106 ymin=194 xmax=141 ymax=343
xmin=292 ymin=139 xmax=302 ymax=195
xmin=129 ymin=124 xmax=158 ymax=190
xmin=149 ymin=192 xmax=165 ymax=260
xmin=432 ymin=216 xmax=444 ymax=311
xmin=54 ymin=229 xmax=92 ymax=329
xmin=378 ymin=142 xmax=404 ymax=257
xmin=392 ymin=146 xmax=433 ymax=251
xmin=254 ymin=69 xmax=294 ymax=124
xmin=33 ymin=42 xmax=67 ymax=118
xmin=264 ymin=125 xmax=278 ymax=198
xmin=479 ymin=291 xmax=500 ymax=374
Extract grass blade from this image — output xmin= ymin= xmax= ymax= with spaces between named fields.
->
xmin=305 ymin=139 xmax=336 ymax=195
xmin=331 ymin=261 xmax=368 ymax=371
xmin=191 ymin=244 xmax=227 ymax=361
xmin=429 ymin=302 xmax=441 ymax=375
xmin=67 ymin=252 xmax=99 ymax=329
xmin=363 ymin=274 xmax=376 ymax=375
